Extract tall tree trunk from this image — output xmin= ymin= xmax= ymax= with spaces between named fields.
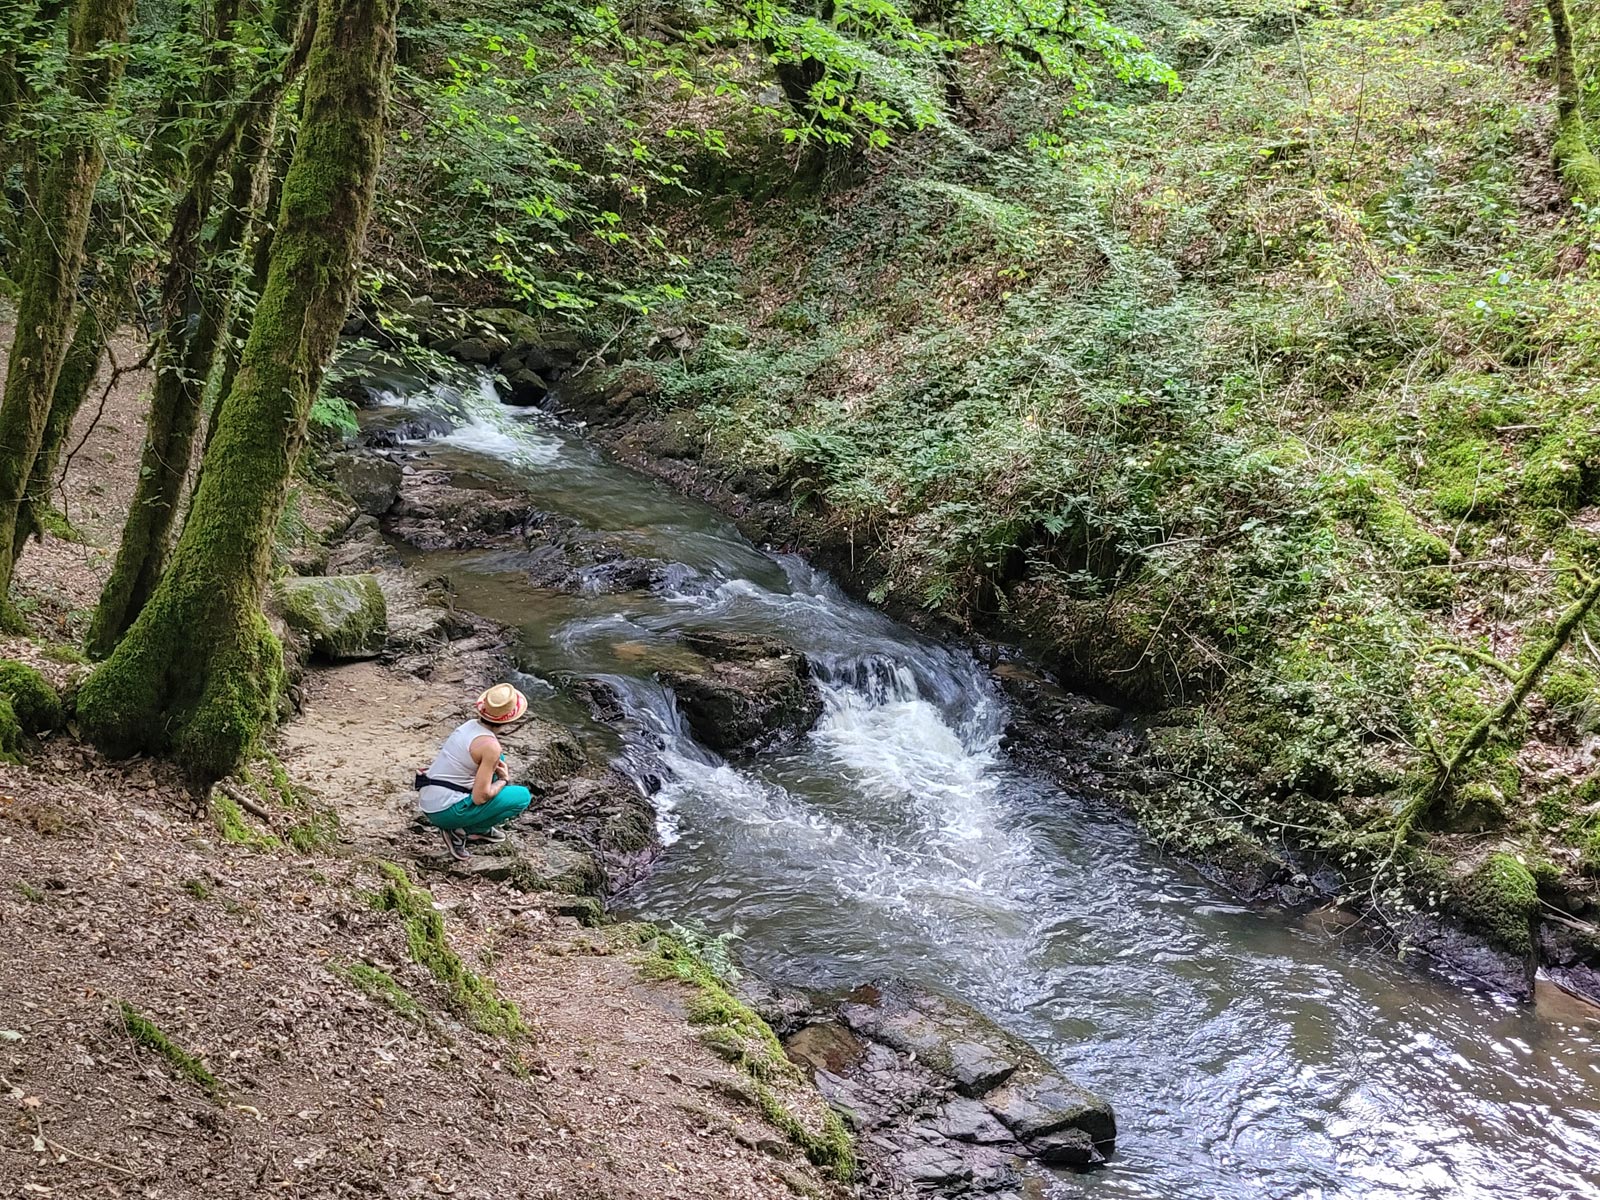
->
xmin=13 ymin=294 xmax=111 ymax=558
xmin=78 ymin=0 xmax=396 ymax=781
xmin=0 ymin=0 xmax=132 ymax=621
xmin=1549 ymin=0 xmax=1600 ymax=201
xmin=209 ymin=130 xmax=293 ymax=440
xmin=87 ymin=83 xmax=289 ymax=656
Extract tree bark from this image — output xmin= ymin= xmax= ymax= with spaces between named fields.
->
xmin=87 ymin=14 xmax=303 ymax=658
xmin=1549 ymin=0 xmax=1600 ymax=201
xmin=78 ymin=0 xmax=396 ymax=781
xmin=0 ymin=0 xmax=132 ymax=619
xmin=13 ymin=294 xmax=110 ymax=558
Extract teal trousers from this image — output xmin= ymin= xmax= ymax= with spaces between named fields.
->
xmin=425 ymin=785 xmax=531 ymax=833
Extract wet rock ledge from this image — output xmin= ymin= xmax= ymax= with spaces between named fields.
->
xmin=777 ymin=979 xmax=1115 ymax=1196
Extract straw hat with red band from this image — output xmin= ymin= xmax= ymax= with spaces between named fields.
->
xmin=475 ymin=683 xmax=528 ymax=724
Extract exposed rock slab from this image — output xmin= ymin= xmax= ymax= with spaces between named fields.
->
xmin=658 ymin=630 xmax=822 ymax=753
xmin=785 ymin=978 xmax=1115 ymax=1196
xmin=840 ymin=979 xmax=1021 ymax=1097
xmin=330 ymin=451 xmax=403 ymax=516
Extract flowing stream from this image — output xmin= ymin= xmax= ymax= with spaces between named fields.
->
xmin=379 ymin=373 xmax=1600 ymax=1199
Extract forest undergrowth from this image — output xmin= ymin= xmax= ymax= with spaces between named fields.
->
xmin=571 ymin=0 xmax=1600 ymax=956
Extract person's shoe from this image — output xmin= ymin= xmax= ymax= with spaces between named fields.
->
xmin=465 ymin=825 xmax=508 ymax=844
xmin=439 ymin=828 xmax=471 ymax=861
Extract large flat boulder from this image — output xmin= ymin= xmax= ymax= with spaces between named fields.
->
xmin=838 ymin=979 xmax=1021 ymax=1097
xmin=790 ymin=978 xmax=1116 ymax=1195
xmin=657 ymin=630 xmax=822 ymax=753
xmin=983 ymin=1068 xmax=1115 ymax=1145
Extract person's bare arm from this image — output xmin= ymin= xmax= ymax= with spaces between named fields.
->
xmin=469 ymin=734 xmax=506 ymax=805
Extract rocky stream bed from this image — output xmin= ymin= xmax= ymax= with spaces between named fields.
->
xmin=254 ymin=340 xmax=1600 ymax=1199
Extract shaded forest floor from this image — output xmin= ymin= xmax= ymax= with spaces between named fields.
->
xmin=0 ymin=317 xmax=848 ymax=1200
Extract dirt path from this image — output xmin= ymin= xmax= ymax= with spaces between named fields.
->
xmin=0 ymin=312 xmax=850 ymax=1198
xmin=0 ymin=752 xmax=845 ymax=1198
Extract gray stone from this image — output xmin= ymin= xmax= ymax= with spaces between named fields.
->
xmin=784 ymin=1021 xmax=866 ymax=1077
xmin=376 ymin=571 xmax=469 ymax=651
xmin=658 ymin=631 xmax=821 ymax=752
xmin=1027 ymin=1126 xmax=1104 ymax=1166
xmin=838 ymin=979 xmax=1020 ymax=1097
xmin=328 ymin=515 xmax=402 ymax=575
xmin=982 ymin=1070 xmax=1115 ymax=1144
xmin=330 ymin=453 xmax=402 ymax=516
xmin=503 ymin=368 xmax=549 ymax=406
xmin=893 ymin=1144 xmax=971 ymax=1185
xmin=450 ymin=336 xmax=496 ymax=364
xmin=932 ymin=1097 xmax=1013 ymax=1144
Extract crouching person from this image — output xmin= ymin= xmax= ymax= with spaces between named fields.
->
xmin=415 ymin=684 xmax=533 ymax=861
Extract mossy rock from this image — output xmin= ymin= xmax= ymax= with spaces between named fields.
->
xmin=1450 ymin=852 xmax=1539 ymax=958
xmin=0 ymin=696 xmax=23 ymax=763
xmin=1441 ymin=780 xmax=1508 ymax=833
xmin=1521 ymin=421 xmax=1600 ymax=512
xmin=271 ymin=575 xmax=387 ymax=659
xmin=0 ymin=660 xmax=62 ymax=732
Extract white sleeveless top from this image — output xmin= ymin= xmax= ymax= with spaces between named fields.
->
xmin=417 ymin=719 xmax=498 ymax=813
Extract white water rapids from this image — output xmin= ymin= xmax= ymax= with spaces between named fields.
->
xmin=377 ymin=372 xmax=1600 ymax=1200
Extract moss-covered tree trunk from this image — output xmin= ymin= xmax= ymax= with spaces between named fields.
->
xmin=1549 ymin=0 xmax=1600 ymax=201
xmin=0 ymin=0 xmax=132 ymax=616
xmin=87 ymin=101 xmax=286 ymax=657
xmin=13 ymin=295 xmax=110 ymax=557
xmin=78 ymin=0 xmax=396 ymax=781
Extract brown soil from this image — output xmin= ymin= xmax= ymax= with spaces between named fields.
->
xmin=0 ymin=316 xmax=155 ymax=644
xmin=0 ymin=311 xmax=848 ymax=1199
xmin=0 ymin=757 xmax=842 ymax=1198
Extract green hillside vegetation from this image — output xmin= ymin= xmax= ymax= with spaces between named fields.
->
xmin=484 ymin=0 xmax=1600 ymax=930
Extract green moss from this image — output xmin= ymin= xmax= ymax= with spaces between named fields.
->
xmin=0 ymin=660 xmax=62 ymax=732
xmin=1426 ymin=440 xmax=1507 ymax=520
xmin=286 ymin=809 xmax=340 ymax=851
xmin=116 ymin=1001 xmax=219 ymax=1093
xmin=1451 ymin=852 xmax=1539 ymax=957
xmin=505 ymin=856 xmax=604 ymax=897
xmin=272 ymin=574 xmax=387 ymax=659
xmin=1360 ymin=494 xmax=1450 ymax=569
xmin=1445 ymin=780 xmax=1507 ymax=832
xmin=34 ymin=506 xmax=86 ymax=544
xmin=15 ymin=879 xmax=44 ymax=902
xmin=181 ymin=878 xmax=211 ymax=900
xmin=1542 ymin=667 xmax=1597 ymax=711
xmin=244 ymin=759 xmax=340 ymax=851
xmin=209 ymin=794 xmax=281 ymax=851
xmin=638 ymin=926 xmax=855 ymax=1179
xmin=0 ymin=696 xmax=24 ymax=764
xmin=40 ymin=642 xmax=89 ymax=665
xmin=1555 ymin=110 xmax=1600 ymax=203
xmin=373 ymin=861 xmax=523 ymax=1038
xmin=332 ymin=961 xmax=423 ymax=1022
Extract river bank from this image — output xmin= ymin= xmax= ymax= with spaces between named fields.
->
xmin=0 ymin=322 xmax=859 ymax=1200
xmin=543 ymin=358 xmax=1585 ymax=1005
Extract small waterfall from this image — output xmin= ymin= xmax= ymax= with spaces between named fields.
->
xmin=370 ymin=369 xmax=1600 ymax=1200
